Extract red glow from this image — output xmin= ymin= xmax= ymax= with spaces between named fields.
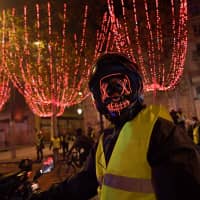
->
xmin=43 ymin=156 xmax=53 ymax=165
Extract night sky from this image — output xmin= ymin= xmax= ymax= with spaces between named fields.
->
xmin=0 ymin=0 xmax=198 ymax=17
xmin=0 ymin=0 xmax=106 ymax=9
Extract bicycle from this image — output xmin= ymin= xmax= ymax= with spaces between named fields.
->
xmin=56 ymin=138 xmax=94 ymax=181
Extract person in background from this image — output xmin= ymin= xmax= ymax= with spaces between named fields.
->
xmin=30 ymin=52 xmax=200 ymax=200
xmin=71 ymin=128 xmax=94 ymax=166
xmin=176 ymin=107 xmax=186 ymax=130
xmin=87 ymin=126 xmax=95 ymax=141
xmin=60 ymin=130 xmax=69 ymax=160
xmin=169 ymin=109 xmax=178 ymax=124
xmin=49 ymin=135 xmax=61 ymax=164
xmin=67 ymin=132 xmax=75 ymax=150
xmin=35 ymin=129 xmax=45 ymax=162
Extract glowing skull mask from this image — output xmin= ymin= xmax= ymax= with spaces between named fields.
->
xmin=100 ymin=73 xmax=132 ymax=114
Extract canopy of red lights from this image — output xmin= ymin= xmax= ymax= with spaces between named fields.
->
xmin=0 ymin=69 xmax=10 ymax=111
xmin=0 ymin=0 xmax=188 ymax=114
xmin=1 ymin=2 xmax=110 ymax=116
xmin=107 ymin=0 xmax=188 ymax=92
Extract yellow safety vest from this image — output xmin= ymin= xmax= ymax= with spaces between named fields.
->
xmin=193 ymin=125 xmax=200 ymax=144
xmin=96 ymin=105 xmax=172 ymax=200
xmin=51 ymin=137 xmax=61 ymax=149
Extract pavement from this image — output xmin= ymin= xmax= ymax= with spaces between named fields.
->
xmin=0 ymin=144 xmax=52 ymax=164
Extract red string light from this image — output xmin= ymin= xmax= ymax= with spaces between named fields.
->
xmin=3 ymin=2 xmax=111 ymax=117
xmin=0 ymin=10 xmax=10 ymax=111
xmin=107 ymin=0 xmax=188 ymax=92
xmin=0 ymin=71 xmax=10 ymax=111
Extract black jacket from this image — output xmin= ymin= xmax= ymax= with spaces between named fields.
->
xmin=33 ymin=117 xmax=200 ymax=200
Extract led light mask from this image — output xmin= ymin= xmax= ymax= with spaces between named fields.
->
xmin=100 ymin=73 xmax=133 ymax=115
xmin=89 ymin=52 xmax=144 ymax=124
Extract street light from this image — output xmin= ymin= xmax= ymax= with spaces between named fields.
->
xmin=33 ymin=40 xmax=44 ymax=48
xmin=77 ymin=108 xmax=83 ymax=115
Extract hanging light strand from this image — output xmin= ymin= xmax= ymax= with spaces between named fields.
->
xmin=107 ymin=0 xmax=188 ymax=92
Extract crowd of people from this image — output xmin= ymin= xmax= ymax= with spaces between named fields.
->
xmin=170 ymin=108 xmax=200 ymax=146
xmin=35 ymin=127 xmax=96 ymax=165
xmin=36 ymin=101 xmax=200 ymax=166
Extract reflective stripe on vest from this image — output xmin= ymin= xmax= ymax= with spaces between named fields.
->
xmin=96 ymin=105 xmax=172 ymax=200
xmin=104 ymin=173 xmax=154 ymax=193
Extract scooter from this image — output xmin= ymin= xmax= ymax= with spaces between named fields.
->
xmin=0 ymin=156 xmax=54 ymax=200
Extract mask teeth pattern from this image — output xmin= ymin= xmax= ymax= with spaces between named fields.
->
xmin=107 ymin=100 xmax=130 ymax=112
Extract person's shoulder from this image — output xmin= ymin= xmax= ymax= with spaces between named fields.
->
xmin=152 ymin=116 xmax=188 ymax=144
xmin=148 ymin=117 xmax=177 ymax=154
xmin=156 ymin=117 xmax=175 ymax=126
xmin=151 ymin=117 xmax=175 ymax=139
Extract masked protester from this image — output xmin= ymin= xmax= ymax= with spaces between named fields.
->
xmin=31 ymin=52 xmax=200 ymax=200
